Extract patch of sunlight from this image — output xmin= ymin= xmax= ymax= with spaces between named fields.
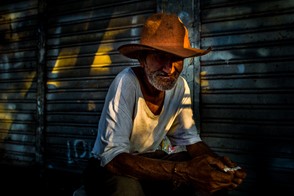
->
xmin=21 ymin=71 xmax=36 ymax=97
xmin=90 ymin=17 xmax=127 ymax=74
xmin=91 ymin=54 xmax=112 ymax=66
xmin=51 ymin=48 xmax=80 ymax=74
xmin=88 ymin=101 xmax=96 ymax=111
xmin=47 ymin=81 xmax=60 ymax=89
xmin=201 ymin=80 xmax=209 ymax=87
xmin=200 ymin=71 xmax=209 ymax=87
xmin=0 ymin=104 xmax=12 ymax=139
xmin=200 ymin=71 xmax=207 ymax=76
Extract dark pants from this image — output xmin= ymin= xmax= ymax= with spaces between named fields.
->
xmin=82 ymin=151 xmax=228 ymax=196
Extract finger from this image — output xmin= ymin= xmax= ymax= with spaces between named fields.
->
xmin=234 ymin=169 xmax=247 ymax=179
xmin=231 ymin=173 xmax=246 ymax=188
xmin=222 ymin=156 xmax=237 ymax=167
xmin=232 ymin=177 xmax=244 ymax=185
xmin=207 ymin=156 xmax=227 ymax=171
xmin=213 ymin=170 xmax=234 ymax=183
xmin=211 ymin=180 xmax=237 ymax=193
xmin=214 ymin=178 xmax=241 ymax=191
xmin=194 ymin=181 xmax=232 ymax=194
xmin=227 ymin=183 xmax=239 ymax=190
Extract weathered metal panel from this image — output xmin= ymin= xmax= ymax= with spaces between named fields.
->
xmin=200 ymin=0 xmax=294 ymax=195
xmin=0 ymin=0 xmax=39 ymax=166
xmin=45 ymin=0 xmax=157 ymax=172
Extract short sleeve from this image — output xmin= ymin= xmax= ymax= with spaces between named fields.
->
xmin=91 ymin=68 xmax=138 ymax=166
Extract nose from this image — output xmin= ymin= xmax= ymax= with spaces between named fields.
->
xmin=162 ymin=60 xmax=174 ymax=74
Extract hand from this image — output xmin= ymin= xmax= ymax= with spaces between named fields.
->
xmin=219 ymin=156 xmax=247 ymax=190
xmin=178 ymin=155 xmax=244 ymax=194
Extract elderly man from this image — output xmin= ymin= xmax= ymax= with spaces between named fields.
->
xmin=82 ymin=12 xmax=246 ymax=196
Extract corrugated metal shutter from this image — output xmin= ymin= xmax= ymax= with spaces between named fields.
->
xmin=199 ymin=0 xmax=294 ymax=195
xmin=0 ymin=0 xmax=40 ymax=166
xmin=45 ymin=0 xmax=157 ymax=172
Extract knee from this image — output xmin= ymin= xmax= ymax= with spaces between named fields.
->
xmin=111 ymin=176 xmax=145 ymax=196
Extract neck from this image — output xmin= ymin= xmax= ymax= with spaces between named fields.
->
xmin=132 ymin=67 xmax=165 ymax=115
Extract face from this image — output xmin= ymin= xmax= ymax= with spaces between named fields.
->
xmin=141 ymin=51 xmax=184 ymax=91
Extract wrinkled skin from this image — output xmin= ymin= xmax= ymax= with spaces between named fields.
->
xmin=106 ymin=142 xmax=247 ymax=195
xmin=181 ymin=154 xmax=247 ymax=195
xmin=184 ymin=142 xmax=247 ymax=195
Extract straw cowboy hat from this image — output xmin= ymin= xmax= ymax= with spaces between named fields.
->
xmin=118 ymin=12 xmax=211 ymax=59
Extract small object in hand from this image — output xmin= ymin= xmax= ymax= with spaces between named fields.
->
xmin=223 ymin=166 xmax=241 ymax=172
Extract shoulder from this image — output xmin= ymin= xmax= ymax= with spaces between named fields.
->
xmin=177 ymin=76 xmax=187 ymax=87
xmin=105 ymin=67 xmax=139 ymax=110
xmin=116 ymin=67 xmax=137 ymax=81
xmin=111 ymin=67 xmax=138 ymax=88
xmin=165 ymin=76 xmax=192 ymax=105
xmin=174 ymin=76 xmax=191 ymax=94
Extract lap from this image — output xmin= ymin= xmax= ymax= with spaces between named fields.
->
xmin=82 ymin=151 xmax=194 ymax=196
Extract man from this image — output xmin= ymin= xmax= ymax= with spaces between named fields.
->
xmin=83 ymin=13 xmax=246 ymax=196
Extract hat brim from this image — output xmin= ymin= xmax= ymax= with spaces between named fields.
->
xmin=118 ymin=44 xmax=211 ymax=59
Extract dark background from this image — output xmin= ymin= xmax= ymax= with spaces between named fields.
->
xmin=1 ymin=0 xmax=293 ymax=195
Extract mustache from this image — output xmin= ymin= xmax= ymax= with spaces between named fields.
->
xmin=154 ymin=71 xmax=178 ymax=78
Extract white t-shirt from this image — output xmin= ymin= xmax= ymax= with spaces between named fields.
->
xmin=91 ymin=67 xmax=201 ymax=166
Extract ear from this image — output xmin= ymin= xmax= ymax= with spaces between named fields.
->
xmin=138 ymin=52 xmax=146 ymax=67
xmin=139 ymin=60 xmax=145 ymax=68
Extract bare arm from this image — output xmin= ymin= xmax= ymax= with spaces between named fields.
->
xmin=104 ymin=141 xmax=220 ymax=181
xmin=104 ymin=142 xmax=246 ymax=194
xmin=105 ymin=152 xmax=176 ymax=181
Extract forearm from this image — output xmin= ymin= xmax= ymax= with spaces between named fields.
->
xmin=104 ymin=142 xmax=217 ymax=180
xmin=104 ymin=150 xmax=243 ymax=193
xmin=105 ymin=152 xmax=180 ymax=181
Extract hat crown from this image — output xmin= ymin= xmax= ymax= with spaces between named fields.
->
xmin=140 ymin=13 xmax=191 ymax=49
xmin=117 ymin=12 xmax=211 ymax=59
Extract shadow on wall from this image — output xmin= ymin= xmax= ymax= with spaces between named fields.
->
xmin=200 ymin=42 xmax=294 ymax=195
